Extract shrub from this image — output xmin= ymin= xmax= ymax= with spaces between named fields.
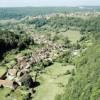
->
xmin=65 ymin=70 xmax=71 ymax=75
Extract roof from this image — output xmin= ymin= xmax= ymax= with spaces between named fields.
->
xmin=16 ymin=55 xmax=25 ymax=63
xmin=8 ymin=69 xmax=17 ymax=76
xmin=0 ymin=80 xmax=17 ymax=89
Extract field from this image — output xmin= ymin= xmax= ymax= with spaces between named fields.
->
xmin=33 ymin=63 xmax=75 ymax=100
xmin=59 ymin=30 xmax=81 ymax=43
xmin=0 ymin=67 xmax=7 ymax=77
xmin=0 ymin=88 xmax=11 ymax=100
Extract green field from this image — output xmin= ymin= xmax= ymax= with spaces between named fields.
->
xmin=33 ymin=63 xmax=75 ymax=100
xmin=59 ymin=30 xmax=81 ymax=43
xmin=0 ymin=67 xmax=7 ymax=78
xmin=0 ymin=88 xmax=11 ymax=100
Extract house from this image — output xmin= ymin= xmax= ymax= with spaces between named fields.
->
xmin=17 ymin=68 xmax=29 ymax=78
xmin=7 ymin=69 xmax=17 ymax=76
xmin=0 ymin=80 xmax=18 ymax=89
xmin=16 ymin=55 xmax=24 ymax=64
xmin=6 ymin=69 xmax=17 ymax=80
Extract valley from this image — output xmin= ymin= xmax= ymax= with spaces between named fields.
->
xmin=0 ymin=7 xmax=100 ymax=100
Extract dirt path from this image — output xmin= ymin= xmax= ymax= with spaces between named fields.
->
xmin=33 ymin=63 xmax=75 ymax=100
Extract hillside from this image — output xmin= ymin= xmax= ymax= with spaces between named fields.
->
xmin=56 ymin=37 xmax=100 ymax=100
xmin=55 ymin=18 xmax=100 ymax=100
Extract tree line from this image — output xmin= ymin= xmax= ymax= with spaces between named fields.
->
xmin=0 ymin=30 xmax=34 ymax=58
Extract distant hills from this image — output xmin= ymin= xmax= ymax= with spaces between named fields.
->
xmin=0 ymin=6 xmax=100 ymax=19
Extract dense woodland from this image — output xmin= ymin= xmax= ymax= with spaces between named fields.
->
xmin=0 ymin=30 xmax=34 ymax=58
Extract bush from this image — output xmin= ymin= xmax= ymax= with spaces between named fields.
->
xmin=71 ymin=69 xmax=75 ymax=76
xmin=65 ymin=70 xmax=71 ymax=75
xmin=43 ymin=59 xmax=53 ymax=67
xmin=56 ymin=51 xmax=71 ymax=63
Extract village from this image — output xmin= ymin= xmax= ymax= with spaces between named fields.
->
xmin=0 ymin=33 xmax=68 ymax=91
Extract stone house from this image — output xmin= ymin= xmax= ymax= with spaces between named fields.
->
xmin=6 ymin=69 xmax=18 ymax=80
xmin=0 ymin=80 xmax=18 ymax=89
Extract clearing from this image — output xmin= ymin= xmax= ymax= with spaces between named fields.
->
xmin=59 ymin=30 xmax=81 ymax=43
